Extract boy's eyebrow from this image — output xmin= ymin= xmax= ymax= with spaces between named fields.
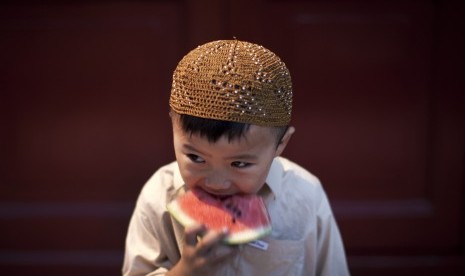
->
xmin=182 ymin=144 xmax=208 ymax=156
xmin=225 ymin=153 xmax=258 ymax=161
xmin=182 ymin=144 xmax=258 ymax=161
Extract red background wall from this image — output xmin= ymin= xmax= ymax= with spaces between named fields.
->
xmin=1 ymin=1 xmax=464 ymax=275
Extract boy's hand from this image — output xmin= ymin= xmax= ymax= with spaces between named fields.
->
xmin=167 ymin=224 xmax=237 ymax=276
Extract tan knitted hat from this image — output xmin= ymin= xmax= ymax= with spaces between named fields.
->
xmin=169 ymin=39 xmax=292 ymax=126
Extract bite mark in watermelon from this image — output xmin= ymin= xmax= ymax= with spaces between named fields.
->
xmin=167 ymin=188 xmax=272 ymax=244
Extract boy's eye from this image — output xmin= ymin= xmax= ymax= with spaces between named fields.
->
xmin=231 ymin=161 xmax=251 ymax=168
xmin=187 ymin=154 xmax=205 ymax=163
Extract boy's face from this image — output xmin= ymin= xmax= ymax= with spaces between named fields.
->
xmin=172 ymin=116 xmax=293 ymax=196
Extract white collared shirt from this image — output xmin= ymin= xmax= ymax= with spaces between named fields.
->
xmin=123 ymin=157 xmax=350 ymax=275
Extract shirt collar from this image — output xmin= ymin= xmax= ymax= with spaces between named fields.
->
xmin=264 ymin=157 xmax=282 ymax=197
xmin=172 ymin=157 xmax=283 ymax=197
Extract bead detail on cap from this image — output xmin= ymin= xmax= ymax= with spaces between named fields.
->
xmin=169 ymin=40 xmax=293 ymax=126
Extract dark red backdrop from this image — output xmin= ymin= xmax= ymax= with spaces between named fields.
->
xmin=1 ymin=1 xmax=464 ymax=275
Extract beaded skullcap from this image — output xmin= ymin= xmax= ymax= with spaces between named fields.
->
xmin=169 ymin=39 xmax=293 ymax=126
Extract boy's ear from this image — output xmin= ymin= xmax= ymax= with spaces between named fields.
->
xmin=275 ymin=126 xmax=295 ymax=157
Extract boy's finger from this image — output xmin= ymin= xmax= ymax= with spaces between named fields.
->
xmin=184 ymin=224 xmax=206 ymax=246
xmin=196 ymin=228 xmax=229 ymax=255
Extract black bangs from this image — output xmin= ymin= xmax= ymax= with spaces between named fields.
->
xmin=179 ymin=114 xmax=251 ymax=143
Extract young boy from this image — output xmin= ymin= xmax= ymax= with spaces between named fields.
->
xmin=123 ymin=39 xmax=349 ymax=275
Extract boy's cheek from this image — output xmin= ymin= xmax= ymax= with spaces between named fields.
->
xmin=233 ymin=177 xmax=265 ymax=194
xmin=179 ymin=169 xmax=201 ymax=187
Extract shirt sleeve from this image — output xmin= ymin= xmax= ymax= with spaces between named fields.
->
xmin=315 ymin=188 xmax=350 ymax=276
xmin=122 ymin=165 xmax=181 ymax=276
xmin=122 ymin=198 xmax=172 ymax=276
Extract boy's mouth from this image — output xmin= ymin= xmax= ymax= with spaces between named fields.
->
xmin=200 ymin=188 xmax=233 ymax=200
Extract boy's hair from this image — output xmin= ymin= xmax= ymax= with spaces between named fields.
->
xmin=169 ymin=39 xmax=293 ymax=127
xmin=178 ymin=113 xmax=288 ymax=146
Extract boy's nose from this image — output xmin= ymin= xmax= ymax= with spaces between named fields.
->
xmin=204 ymin=176 xmax=232 ymax=191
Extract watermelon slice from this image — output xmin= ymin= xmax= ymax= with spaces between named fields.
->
xmin=167 ymin=188 xmax=272 ymax=244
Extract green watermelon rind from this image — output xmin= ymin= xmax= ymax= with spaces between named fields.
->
xmin=166 ymin=199 xmax=272 ymax=245
xmin=223 ymin=225 xmax=272 ymax=244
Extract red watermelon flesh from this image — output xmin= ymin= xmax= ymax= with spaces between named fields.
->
xmin=167 ymin=188 xmax=272 ymax=244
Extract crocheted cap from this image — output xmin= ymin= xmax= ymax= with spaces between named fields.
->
xmin=169 ymin=40 xmax=292 ymax=126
